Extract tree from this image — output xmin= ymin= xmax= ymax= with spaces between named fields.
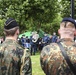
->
xmin=0 ymin=0 xmax=61 ymax=35
xmin=60 ymin=0 xmax=76 ymax=19
xmin=0 ymin=19 xmax=5 ymax=36
xmin=60 ymin=0 xmax=71 ymax=18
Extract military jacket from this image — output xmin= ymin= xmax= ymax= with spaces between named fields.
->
xmin=0 ymin=39 xmax=32 ymax=75
xmin=40 ymin=39 xmax=76 ymax=75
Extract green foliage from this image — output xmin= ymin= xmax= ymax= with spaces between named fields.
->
xmin=50 ymin=14 xmax=62 ymax=34
xmin=0 ymin=0 xmax=71 ymax=36
xmin=60 ymin=0 xmax=76 ymax=19
xmin=60 ymin=0 xmax=71 ymax=18
xmin=0 ymin=19 xmax=5 ymax=36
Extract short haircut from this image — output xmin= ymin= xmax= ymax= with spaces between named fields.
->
xmin=4 ymin=26 xmax=19 ymax=36
xmin=60 ymin=21 xmax=75 ymax=28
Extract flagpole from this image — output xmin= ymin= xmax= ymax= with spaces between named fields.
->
xmin=71 ymin=0 xmax=74 ymax=18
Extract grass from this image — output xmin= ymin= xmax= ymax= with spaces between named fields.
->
xmin=31 ymin=52 xmax=45 ymax=75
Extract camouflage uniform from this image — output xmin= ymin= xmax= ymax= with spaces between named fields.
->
xmin=0 ymin=39 xmax=32 ymax=75
xmin=40 ymin=38 xmax=76 ymax=75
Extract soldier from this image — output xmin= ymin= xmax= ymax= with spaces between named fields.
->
xmin=0 ymin=18 xmax=32 ymax=75
xmin=40 ymin=17 xmax=76 ymax=75
xmin=51 ymin=32 xmax=58 ymax=43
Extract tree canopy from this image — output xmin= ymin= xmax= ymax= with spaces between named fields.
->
xmin=0 ymin=0 xmax=75 ymax=36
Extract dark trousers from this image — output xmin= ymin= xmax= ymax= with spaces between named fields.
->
xmin=31 ymin=43 xmax=37 ymax=55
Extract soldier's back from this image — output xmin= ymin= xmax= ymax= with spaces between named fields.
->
xmin=0 ymin=39 xmax=24 ymax=75
xmin=40 ymin=39 xmax=76 ymax=75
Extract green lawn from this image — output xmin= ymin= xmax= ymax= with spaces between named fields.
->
xmin=31 ymin=53 xmax=45 ymax=75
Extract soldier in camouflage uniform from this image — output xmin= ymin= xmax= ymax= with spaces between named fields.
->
xmin=0 ymin=18 xmax=32 ymax=75
xmin=40 ymin=17 xmax=76 ymax=75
